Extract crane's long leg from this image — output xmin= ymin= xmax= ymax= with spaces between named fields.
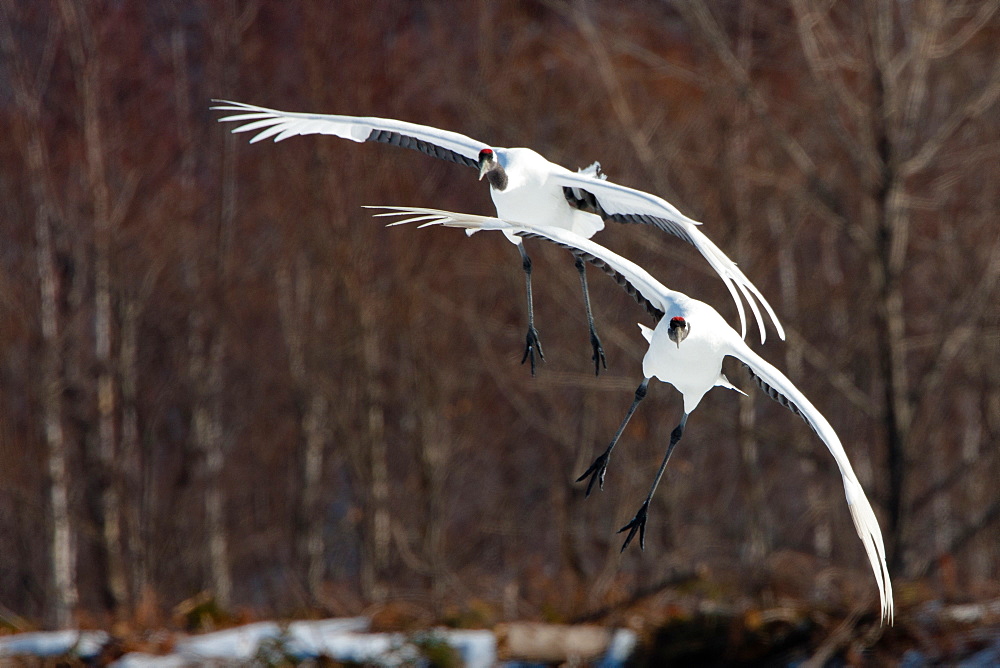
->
xmin=619 ymin=413 xmax=689 ymax=552
xmin=576 ymin=255 xmax=606 ymax=376
xmin=577 ymin=379 xmax=650 ymax=496
xmin=518 ymin=243 xmax=544 ymax=376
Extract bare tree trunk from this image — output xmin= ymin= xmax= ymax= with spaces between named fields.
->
xmin=119 ymin=295 xmax=145 ymax=606
xmin=360 ymin=301 xmax=390 ymax=602
xmin=302 ymin=392 xmax=329 ymax=597
xmin=715 ymin=5 xmax=774 ymax=568
xmin=182 ymin=0 xmax=259 ymax=613
xmin=276 ymin=258 xmax=332 ymax=600
xmin=870 ymin=185 xmax=912 ymax=569
xmin=2 ymin=4 xmax=79 ymax=627
xmin=119 ymin=268 xmax=158 ymax=611
xmin=195 ymin=142 xmax=234 ymax=611
xmin=39 ymin=215 xmax=77 ymax=629
xmin=868 ymin=15 xmax=915 ymax=570
xmin=204 ymin=336 xmax=231 ymax=609
xmin=176 ymin=10 xmax=232 ymax=609
xmin=338 ymin=246 xmax=391 ymax=603
xmin=418 ymin=404 xmax=449 ymax=611
xmin=186 ymin=313 xmax=232 ymax=609
xmin=768 ymin=204 xmax=834 ymax=559
xmin=57 ymin=0 xmax=132 ymax=615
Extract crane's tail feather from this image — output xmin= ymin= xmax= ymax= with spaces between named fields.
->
xmin=368 ymin=206 xmax=509 ymax=231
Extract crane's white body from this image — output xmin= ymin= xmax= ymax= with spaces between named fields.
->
xmin=638 ymin=314 xmax=741 ymax=415
xmin=214 ymin=100 xmax=783 ymax=344
xmin=373 ymin=205 xmax=893 ymax=624
xmin=487 ymin=148 xmax=605 ymax=244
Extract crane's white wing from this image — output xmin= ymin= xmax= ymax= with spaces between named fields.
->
xmin=728 ymin=340 xmax=893 ymax=624
xmin=369 ymin=206 xmax=681 ymax=321
xmin=553 ymin=171 xmax=785 ymax=345
xmin=213 ymin=100 xmax=485 ymax=169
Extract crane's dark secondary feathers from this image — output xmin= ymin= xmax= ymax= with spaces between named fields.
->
xmin=514 ymin=232 xmax=664 ymax=322
xmin=744 ymin=364 xmax=808 ymax=423
xmin=365 ymin=129 xmax=478 ymax=168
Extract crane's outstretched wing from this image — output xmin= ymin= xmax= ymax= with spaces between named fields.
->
xmin=212 ymin=100 xmax=484 ymax=169
xmin=370 ymin=206 xmax=680 ymax=322
xmin=728 ymin=341 xmax=893 ymax=624
xmin=554 ymin=171 xmax=785 ymax=345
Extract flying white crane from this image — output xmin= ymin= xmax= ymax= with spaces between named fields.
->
xmin=372 ymin=205 xmax=893 ymax=625
xmin=213 ymin=100 xmax=785 ymax=376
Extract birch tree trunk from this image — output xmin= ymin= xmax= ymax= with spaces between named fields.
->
xmin=203 ymin=336 xmax=230 ymax=610
xmin=338 ymin=241 xmax=390 ymax=603
xmin=36 ymin=200 xmax=77 ymax=628
xmin=57 ymin=0 xmax=131 ymax=615
xmin=38 ymin=211 xmax=77 ymax=629
xmin=182 ymin=0 xmax=259 ymax=612
xmin=2 ymin=4 xmax=79 ymax=627
xmin=301 ymin=392 xmax=329 ymax=597
xmin=277 ymin=258 xmax=332 ymax=600
xmin=119 ymin=292 xmax=146 ymax=608
xmin=185 ymin=290 xmax=232 ymax=609
xmin=360 ymin=301 xmax=390 ymax=603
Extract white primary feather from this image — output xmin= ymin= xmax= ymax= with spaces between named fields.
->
xmin=211 ymin=100 xmax=485 ymax=158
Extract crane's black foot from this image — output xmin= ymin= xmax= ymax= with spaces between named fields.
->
xmin=576 ymin=451 xmax=611 ymax=497
xmin=591 ymin=331 xmax=607 ymax=376
xmin=521 ymin=326 xmax=545 ymax=376
xmin=618 ymin=500 xmax=650 ymax=552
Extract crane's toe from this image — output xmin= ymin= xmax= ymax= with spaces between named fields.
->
xmin=618 ymin=500 xmax=650 ymax=552
xmin=521 ymin=326 xmax=544 ymax=376
xmin=576 ymin=452 xmax=611 ymax=497
xmin=591 ymin=331 xmax=607 ymax=376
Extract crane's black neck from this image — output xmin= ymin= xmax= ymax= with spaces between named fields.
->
xmin=486 ymin=165 xmax=508 ymax=191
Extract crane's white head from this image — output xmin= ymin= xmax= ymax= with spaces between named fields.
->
xmin=478 ymin=148 xmax=508 ymax=190
xmin=668 ymin=316 xmax=690 ymax=348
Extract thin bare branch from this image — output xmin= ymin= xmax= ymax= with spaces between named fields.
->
xmin=789 ymin=0 xmax=873 ymax=170
xmin=676 ymin=1 xmax=850 ymax=230
xmin=930 ymin=0 xmax=1000 ymax=58
xmin=902 ymin=60 xmax=1000 ymax=176
xmin=566 ymin=3 xmax=657 ymax=171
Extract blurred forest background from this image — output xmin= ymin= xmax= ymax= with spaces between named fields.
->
xmin=1 ymin=0 xmax=999 ymax=655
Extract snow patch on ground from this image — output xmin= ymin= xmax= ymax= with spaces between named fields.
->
xmin=0 ymin=618 xmax=633 ymax=667
xmin=0 ymin=630 xmax=109 ymax=659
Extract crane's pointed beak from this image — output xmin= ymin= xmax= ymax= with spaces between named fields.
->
xmin=667 ymin=317 xmax=689 ymax=348
xmin=478 ymin=160 xmax=489 ymax=181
